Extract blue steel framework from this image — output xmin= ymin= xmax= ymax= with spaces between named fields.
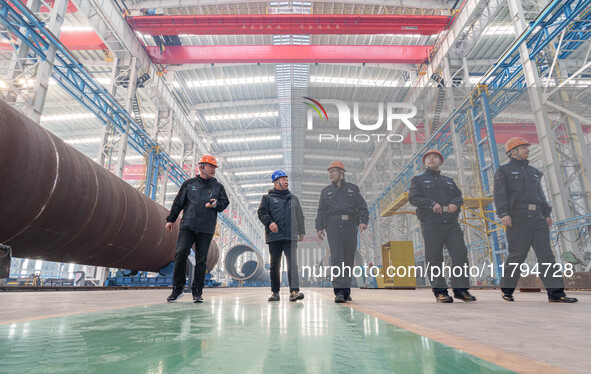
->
xmin=550 ymin=213 xmax=591 ymax=261
xmin=0 ymin=0 xmax=257 ymax=250
xmin=370 ymin=0 xmax=591 ymax=283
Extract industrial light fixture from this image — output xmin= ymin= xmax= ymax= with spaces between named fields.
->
xmin=42 ymin=111 xmax=156 ymax=123
xmin=240 ymin=182 xmax=271 ymax=188
xmin=61 ymin=26 xmax=94 ymax=32
xmin=304 ymin=154 xmax=360 ymax=162
xmin=234 ymin=170 xmax=275 ymax=176
xmin=172 ymin=76 xmax=275 ymax=88
xmin=217 ymin=135 xmax=281 ymax=144
xmin=227 ymin=154 xmax=283 ymax=162
xmin=63 ymin=136 xmax=101 ymax=144
xmin=60 ymin=135 xmax=180 ymax=144
xmin=205 ymin=111 xmax=278 ymax=121
xmin=245 ymin=192 xmax=266 ymax=197
xmin=300 ymin=190 xmax=320 ymax=195
xmin=483 ymin=25 xmax=515 ymax=36
xmin=42 ymin=113 xmax=95 ymax=122
xmin=302 ymin=181 xmax=329 ymax=187
xmin=310 ymin=76 xmax=410 ymax=87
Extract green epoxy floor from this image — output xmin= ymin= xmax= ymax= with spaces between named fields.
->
xmin=0 ymin=291 xmax=512 ymax=374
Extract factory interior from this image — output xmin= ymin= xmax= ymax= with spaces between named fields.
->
xmin=0 ymin=0 xmax=590 ymax=372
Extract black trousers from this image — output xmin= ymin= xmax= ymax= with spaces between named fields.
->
xmin=500 ymin=214 xmax=565 ymax=298
xmin=268 ymin=240 xmax=299 ymax=293
xmin=326 ymin=223 xmax=358 ymax=298
xmin=421 ymin=221 xmax=470 ymax=295
xmin=172 ymin=228 xmax=214 ymax=292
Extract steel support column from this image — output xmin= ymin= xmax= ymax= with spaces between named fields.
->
xmin=507 ymin=0 xmax=578 ymax=255
xmin=115 ymin=57 xmax=139 ymax=178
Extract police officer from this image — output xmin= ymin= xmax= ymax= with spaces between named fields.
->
xmin=165 ymin=155 xmax=230 ymax=303
xmin=315 ymin=161 xmax=369 ymax=303
xmin=494 ymin=137 xmax=577 ymax=303
xmin=258 ymin=170 xmax=305 ymax=302
xmin=409 ymin=149 xmax=476 ymax=303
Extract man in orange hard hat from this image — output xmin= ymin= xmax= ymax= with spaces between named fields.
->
xmin=494 ymin=138 xmax=577 ymax=303
xmin=315 ymin=161 xmax=369 ymax=303
xmin=165 ymin=154 xmax=230 ymax=303
xmin=409 ymin=149 xmax=476 ymax=303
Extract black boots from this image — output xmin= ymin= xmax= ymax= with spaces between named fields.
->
xmin=334 ymin=293 xmax=346 ymax=303
xmin=548 ymin=296 xmax=578 ymax=303
xmin=167 ymin=288 xmax=184 ymax=302
xmin=502 ymin=293 xmax=514 ymax=302
xmin=502 ymin=294 xmax=578 ymax=303
xmin=436 ymin=290 xmax=476 ymax=303
xmin=454 ymin=290 xmax=477 ymax=302
xmin=193 ymin=290 xmax=203 ymax=303
xmin=436 ymin=293 xmax=453 ymax=303
xmin=289 ymin=291 xmax=304 ymax=302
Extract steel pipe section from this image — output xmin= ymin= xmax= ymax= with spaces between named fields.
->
xmin=224 ymin=244 xmax=268 ymax=282
xmin=205 ymin=240 xmax=219 ymax=273
xmin=240 ymin=260 xmax=270 ymax=283
xmin=0 ymin=99 xmax=188 ymax=272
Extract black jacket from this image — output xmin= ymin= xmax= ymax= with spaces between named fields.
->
xmin=166 ymin=176 xmax=230 ymax=234
xmin=408 ymin=168 xmax=463 ymax=223
xmin=494 ymin=158 xmax=551 ymax=218
xmin=258 ymin=188 xmax=305 ymax=243
xmin=315 ymin=181 xmax=369 ymax=230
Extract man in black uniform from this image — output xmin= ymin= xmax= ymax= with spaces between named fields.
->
xmin=494 ymin=137 xmax=577 ymax=303
xmin=258 ymin=170 xmax=306 ymax=302
xmin=409 ymin=149 xmax=476 ymax=303
xmin=315 ymin=161 xmax=369 ymax=303
xmin=165 ymin=155 xmax=230 ymax=303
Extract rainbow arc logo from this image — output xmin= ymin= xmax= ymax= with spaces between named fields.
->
xmin=303 ymin=97 xmax=328 ymax=121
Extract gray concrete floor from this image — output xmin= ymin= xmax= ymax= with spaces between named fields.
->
xmin=314 ymin=288 xmax=590 ymax=373
xmin=1 ymin=288 xmax=588 ymax=373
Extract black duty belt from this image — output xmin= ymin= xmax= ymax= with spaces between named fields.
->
xmin=327 ymin=214 xmax=357 ymax=221
xmin=425 ymin=206 xmax=451 ymax=212
xmin=513 ymin=203 xmax=542 ymax=211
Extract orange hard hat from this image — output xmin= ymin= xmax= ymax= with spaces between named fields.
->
xmin=505 ymin=137 xmax=530 ymax=154
xmin=422 ymin=149 xmax=444 ymax=164
xmin=199 ymin=154 xmax=218 ymax=168
xmin=327 ymin=160 xmax=346 ymax=172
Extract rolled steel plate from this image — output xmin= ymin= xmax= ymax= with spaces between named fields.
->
xmin=224 ymin=244 xmax=266 ymax=281
xmin=0 ymin=99 xmax=191 ymax=272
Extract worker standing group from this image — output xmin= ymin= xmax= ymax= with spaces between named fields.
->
xmin=163 ymin=140 xmax=578 ymax=305
xmin=409 ymin=138 xmax=576 ymax=304
xmin=163 ymin=156 xmax=369 ymax=304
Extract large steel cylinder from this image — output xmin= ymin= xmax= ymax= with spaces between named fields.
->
xmin=0 ymin=244 xmax=11 ymax=278
xmin=0 ymin=99 xmax=208 ymax=272
xmin=206 ymin=240 xmax=219 ymax=272
xmin=224 ymin=244 xmax=268 ymax=282
xmin=240 ymin=260 xmax=270 ymax=283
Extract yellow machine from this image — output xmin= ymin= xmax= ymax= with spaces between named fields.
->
xmin=381 ymin=241 xmax=416 ymax=288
